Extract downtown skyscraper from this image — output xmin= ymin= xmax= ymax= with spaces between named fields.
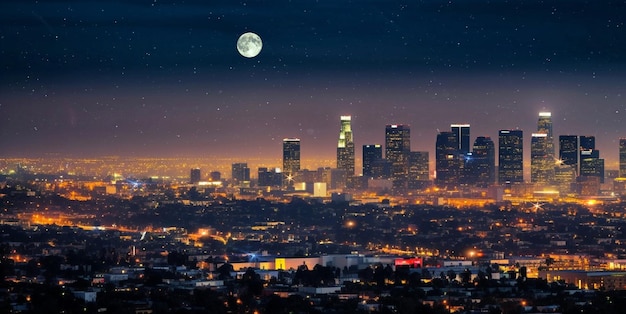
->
xmin=559 ymin=135 xmax=579 ymax=168
xmin=362 ymin=144 xmax=382 ymax=178
xmin=498 ymin=130 xmax=524 ymax=184
xmin=620 ymin=138 xmax=626 ymax=178
xmin=531 ymin=112 xmax=555 ymax=185
xmin=469 ymin=136 xmax=495 ymax=186
xmin=337 ymin=116 xmax=355 ymax=177
xmin=282 ymin=138 xmax=301 ymax=188
xmin=385 ymin=124 xmax=411 ymax=188
xmin=537 ymin=112 xmax=555 ymax=156
xmin=435 ymin=131 xmax=459 ymax=187
xmin=531 ymin=133 xmax=552 ymax=184
xmin=451 ymin=124 xmax=471 ymax=155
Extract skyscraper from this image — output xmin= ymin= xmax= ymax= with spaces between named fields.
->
xmin=282 ymin=138 xmax=301 ymax=187
xmin=619 ymin=138 xmax=626 ymax=178
xmin=451 ymin=124 xmax=471 ymax=155
xmin=470 ymin=136 xmax=495 ymax=186
xmin=408 ymin=151 xmax=429 ymax=189
xmin=579 ymin=135 xmax=595 ymax=151
xmin=498 ymin=130 xmax=524 ymax=184
xmin=537 ymin=112 xmax=554 ymax=156
xmin=535 ymin=112 xmax=555 ymax=184
xmin=531 ymin=133 xmax=553 ymax=184
xmin=231 ymin=163 xmax=250 ymax=184
xmin=362 ymin=144 xmax=382 ymax=178
xmin=385 ymin=124 xmax=411 ymax=188
xmin=559 ymin=135 xmax=578 ymax=168
xmin=337 ymin=115 xmax=355 ymax=177
xmin=578 ymin=136 xmax=604 ymax=183
xmin=435 ymin=131 xmax=459 ymax=187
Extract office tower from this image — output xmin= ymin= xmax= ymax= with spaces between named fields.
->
xmin=408 ymin=151 xmax=429 ymax=189
xmin=385 ymin=124 xmax=411 ymax=187
xmin=559 ymin=135 xmax=579 ymax=168
xmin=231 ymin=163 xmax=250 ymax=183
xmin=537 ymin=112 xmax=554 ymax=156
xmin=337 ymin=115 xmax=355 ymax=177
xmin=451 ymin=124 xmax=471 ymax=155
xmin=363 ymin=144 xmax=383 ymax=178
xmin=580 ymin=148 xmax=604 ymax=184
xmin=579 ymin=135 xmax=595 ymax=151
xmin=620 ymin=139 xmax=626 ymax=177
xmin=282 ymin=138 xmax=301 ymax=186
xmin=435 ymin=131 xmax=459 ymax=187
xmin=577 ymin=135 xmax=604 ymax=183
xmin=470 ymin=136 xmax=495 ymax=186
xmin=190 ymin=168 xmax=201 ymax=184
xmin=531 ymin=133 xmax=553 ymax=184
xmin=554 ymin=164 xmax=576 ymax=193
xmin=498 ymin=130 xmax=523 ymax=184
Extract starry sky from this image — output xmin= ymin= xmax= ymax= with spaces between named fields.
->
xmin=1 ymin=0 xmax=626 ymax=169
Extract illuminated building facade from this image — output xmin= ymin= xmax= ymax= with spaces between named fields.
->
xmin=554 ymin=164 xmax=576 ymax=193
xmin=362 ymin=144 xmax=383 ymax=178
xmin=385 ymin=124 xmax=411 ymax=188
xmin=435 ymin=131 xmax=459 ymax=187
xmin=531 ymin=133 xmax=553 ymax=184
xmin=282 ymin=138 xmax=301 ymax=188
xmin=537 ymin=112 xmax=555 ymax=158
xmin=498 ymin=130 xmax=524 ymax=184
xmin=559 ymin=135 xmax=579 ymax=169
xmin=337 ymin=115 xmax=355 ymax=180
xmin=620 ymin=138 xmax=626 ymax=178
xmin=408 ymin=151 xmax=430 ymax=189
xmin=577 ymin=136 xmax=604 ymax=184
xmin=469 ymin=136 xmax=495 ymax=186
xmin=451 ymin=124 xmax=471 ymax=155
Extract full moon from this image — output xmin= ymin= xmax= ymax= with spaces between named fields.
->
xmin=236 ymin=32 xmax=262 ymax=58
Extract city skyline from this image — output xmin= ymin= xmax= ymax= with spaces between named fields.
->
xmin=1 ymin=1 xmax=626 ymax=167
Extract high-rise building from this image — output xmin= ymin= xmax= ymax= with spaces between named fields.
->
xmin=435 ymin=131 xmax=459 ymax=187
xmin=451 ymin=124 xmax=471 ymax=155
xmin=580 ymin=135 xmax=595 ymax=151
xmin=580 ymin=147 xmax=604 ymax=184
xmin=337 ymin=116 xmax=355 ymax=177
xmin=531 ymin=133 xmax=553 ymax=184
xmin=385 ymin=124 xmax=411 ymax=188
xmin=535 ymin=112 xmax=555 ymax=184
xmin=363 ymin=144 xmax=383 ymax=178
xmin=554 ymin=164 xmax=576 ymax=193
xmin=190 ymin=168 xmax=201 ymax=184
xmin=559 ymin=135 xmax=578 ymax=168
xmin=620 ymin=138 xmax=626 ymax=177
xmin=231 ymin=163 xmax=250 ymax=184
xmin=498 ymin=130 xmax=524 ymax=184
xmin=578 ymin=135 xmax=604 ymax=183
xmin=469 ymin=136 xmax=495 ymax=186
xmin=537 ymin=112 xmax=554 ymax=156
xmin=408 ymin=151 xmax=429 ymax=189
xmin=282 ymin=138 xmax=301 ymax=187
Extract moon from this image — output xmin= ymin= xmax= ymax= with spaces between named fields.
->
xmin=236 ymin=32 xmax=262 ymax=58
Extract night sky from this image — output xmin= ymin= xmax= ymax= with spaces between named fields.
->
xmin=1 ymin=1 xmax=626 ymax=169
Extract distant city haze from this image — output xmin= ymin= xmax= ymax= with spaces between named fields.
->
xmin=1 ymin=1 xmax=625 ymax=168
